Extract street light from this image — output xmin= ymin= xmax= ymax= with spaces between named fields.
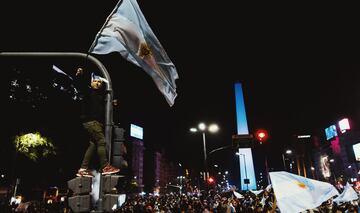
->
xmin=236 ymin=152 xmax=249 ymax=190
xmin=329 ymin=159 xmax=336 ymax=182
xmin=282 ymin=149 xmax=292 ymax=171
xmin=190 ymin=122 xmax=219 ymax=182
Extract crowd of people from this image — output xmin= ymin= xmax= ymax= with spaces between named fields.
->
xmin=114 ymin=185 xmax=360 ymax=213
xmin=1 ymin=182 xmax=360 ymax=212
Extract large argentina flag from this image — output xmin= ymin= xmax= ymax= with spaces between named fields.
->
xmin=89 ymin=0 xmax=178 ymax=106
xmin=269 ymin=171 xmax=339 ymax=213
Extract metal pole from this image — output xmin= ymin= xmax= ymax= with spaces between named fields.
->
xmin=202 ymin=132 xmax=207 ymax=181
xmin=243 ymin=154 xmax=248 ymax=190
xmin=13 ymin=178 xmax=20 ymax=198
xmin=296 ymin=155 xmax=301 ymax=176
xmin=302 ymin=157 xmax=307 ymax=178
xmin=282 ymin=154 xmax=286 ymax=171
xmin=1 ymin=52 xmax=113 ymax=213
xmin=0 ymin=52 xmax=113 ymax=154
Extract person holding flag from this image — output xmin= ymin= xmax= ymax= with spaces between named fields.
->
xmin=74 ymin=67 xmax=120 ymax=177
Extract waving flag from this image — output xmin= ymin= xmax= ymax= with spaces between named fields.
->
xmin=91 ymin=72 xmax=109 ymax=84
xmin=90 ymin=0 xmax=178 ymax=106
xmin=265 ymin=184 xmax=272 ymax=192
xmin=333 ymin=182 xmax=358 ymax=204
xmin=233 ymin=191 xmax=244 ymax=199
xmin=269 ymin=171 xmax=339 ymax=213
xmin=250 ymin=189 xmax=264 ymax=196
xmin=52 ymin=65 xmax=73 ymax=80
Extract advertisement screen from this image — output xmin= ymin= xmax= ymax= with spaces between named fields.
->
xmin=353 ymin=143 xmax=360 ymax=161
xmin=320 ymin=155 xmax=331 ymax=178
xmin=325 ymin=125 xmax=337 ymax=140
xmin=130 ymin=124 xmax=143 ymax=140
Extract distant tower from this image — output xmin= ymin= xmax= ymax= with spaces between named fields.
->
xmin=234 ymin=83 xmax=257 ymax=190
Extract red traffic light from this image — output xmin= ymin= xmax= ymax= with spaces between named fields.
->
xmin=255 ymin=129 xmax=268 ymax=142
xmin=207 ymin=177 xmax=215 ymax=184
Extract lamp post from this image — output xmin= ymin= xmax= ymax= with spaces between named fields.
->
xmin=236 ymin=152 xmax=248 ymax=190
xmin=329 ymin=159 xmax=336 ymax=183
xmin=282 ymin=149 xmax=292 ymax=171
xmin=190 ymin=123 xmax=219 ymax=184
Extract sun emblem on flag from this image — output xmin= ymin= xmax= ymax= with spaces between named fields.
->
xmin=296 ymin=181 xmax=306 ymax=189
xmin=292 ymin=175 xmax=315 ymax=190
xmin=139 ymin=42 xmax=152 ymax=58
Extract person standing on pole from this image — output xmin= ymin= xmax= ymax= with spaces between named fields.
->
xmin=74 ymin=67 xmax=120 ymax=177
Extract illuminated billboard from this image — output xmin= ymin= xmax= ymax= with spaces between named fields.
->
xmin=130 ymin=124 xmax=143 ymax=140
xmin=338 ymin=118 xmax=350 ymax=133
xmin=325 ymin=125 xmax=337 ymax=140
xmin=353 ymin=143 xmax=360 ymax=162
xmin=320 ymin=155 xmax=331 ymax=178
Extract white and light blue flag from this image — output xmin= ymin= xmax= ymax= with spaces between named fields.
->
xmin=90 ymin=0 xmax=178 ymax=106
xmin=52 ymin=65 xmax=73 ymax=80
xmin=269 ymin=171 xmax=339 ymax=213
xmin=250 ymin=189 xmax=264 ymax=196
xmin=333 ymin=182 xmax=358 ymax=204
xmin=91 ymin=72 xmax=109 ymax=84
xmin=233 ymin=191 xmax=244 ymax=199
xmin=265 ymin=184 xmax=272 ymax=192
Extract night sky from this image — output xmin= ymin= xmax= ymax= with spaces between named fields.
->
xmin=2 ymin=0 xmax=360 ymax=191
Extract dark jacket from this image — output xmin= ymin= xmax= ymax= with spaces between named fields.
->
xmin=75 ymin=74 xmax=105 ymax=123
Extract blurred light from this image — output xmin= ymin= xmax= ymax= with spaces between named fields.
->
xmin=198 ymin=123 xmax=206 ymax=131
xmin=1 ymin=174 xmax=4 ymax=178
xmin=225 ymin=171 xmax=229 ymax=175
xmin=311 ymin=167 xmax=315 ymax=171
xmin=348 ymin=165 xmax=352 ymax=169
xmin=207 ymin=177 xmax=215 ymax=184
xmin=178 ymin=163 xmax=182 ymax=167
xmin=297 ymin=135 xmax=311 ymax=139
xmin=255 ymin=129 xmax=268 ymax=142
xmin=189 ymin=128 xmax=197 ymax=132
xmin=214 ymin=164 xmax=218 ymax=168
xmin=330 ymin=159 xmax=335 ymax=163
xmin=325 ymin=125 xmax=338 ymax=140
xmin=208 ymin=124 xmax=219 ymax=133
xmin=285 ymin=150 xmax=292 ymax=154
xmin=339 ymin=118 xmax=350 ymax=133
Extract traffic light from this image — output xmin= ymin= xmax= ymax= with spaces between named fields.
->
xmin=67 ymin=176 xmax=92 ymax=212
xmin=68 ymin=195 xmax=92 ymax=213
xmin=112 ymin=126 xmax=128 ymax=169
xmin=207 ymin=176 xmax=215 ymax=185
xmin=67 ymin=174 xmax=126 ymax=212
xmin=255 ymin=129 xmax=268 ymax=143
xmin=102 ymin=175 xmax=126 ymax=212
xmin=102 ymin=175 xmax=122 ymax=194
xmin=67 ymin=176 xmax=92 ymax=195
